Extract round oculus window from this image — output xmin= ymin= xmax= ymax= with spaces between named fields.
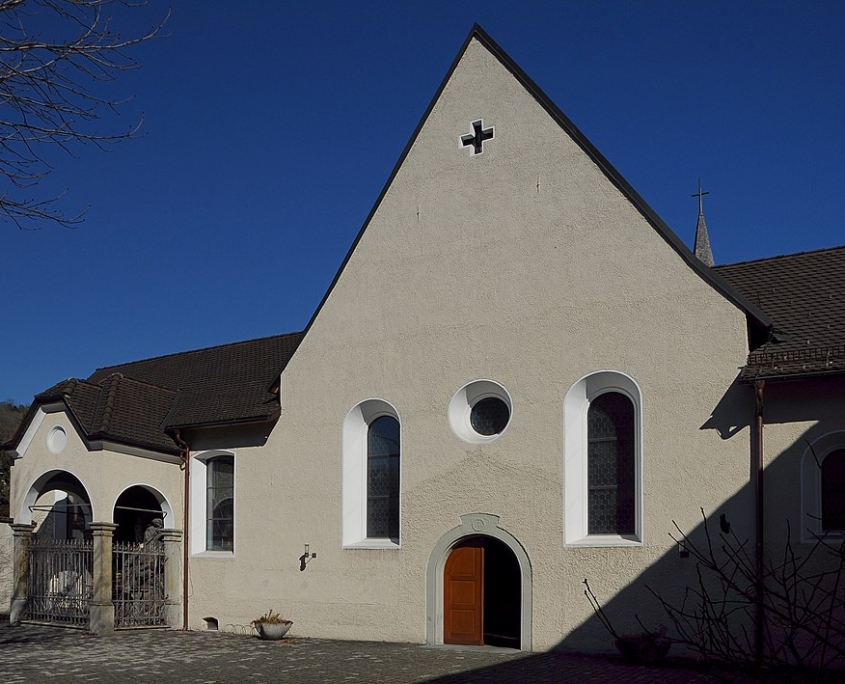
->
xmin=470 ymin=397 xmax=510 ymax=436
xmin=448 ymin=379 xmax=513 ymax=444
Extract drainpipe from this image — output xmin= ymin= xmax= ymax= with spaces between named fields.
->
xmin=753 ymin=379 xmax=766 ymax=664
xmin=173 ymin=429 xmax=190 ymax=632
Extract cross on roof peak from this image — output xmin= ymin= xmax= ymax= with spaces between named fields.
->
xmin=691 ymin=179 xmax=710 ymax=216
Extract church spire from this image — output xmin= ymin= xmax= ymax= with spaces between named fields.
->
xmin=691 ymin=179 xmax=714 ymax=267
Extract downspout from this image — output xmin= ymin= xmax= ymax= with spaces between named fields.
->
xmin=753 ymin=379 xmax=766 ymax=664
xmin=173 ymin=429 xmax=190 ymax=632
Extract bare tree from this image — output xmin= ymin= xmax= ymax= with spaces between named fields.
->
xmin=0 ymin=0 xmax=167 ymax=228
xmin=652 ymin=510 xmax=845 ymax=682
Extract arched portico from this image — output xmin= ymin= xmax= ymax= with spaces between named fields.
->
xmin=426 ymin=513 xmax=532 ymax=650
xmin=112 ymin=484 xmax=175 ymax=542
xmin=18 ymin=469 xmax=93 ymax=531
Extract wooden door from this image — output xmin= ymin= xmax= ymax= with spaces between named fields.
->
xmin=444 ymin=541 xmax=484 ymax=645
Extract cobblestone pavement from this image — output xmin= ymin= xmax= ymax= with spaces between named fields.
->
xmin=0 ymin=622 xmax=740 ymax=683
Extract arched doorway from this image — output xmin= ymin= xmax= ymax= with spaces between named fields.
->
xmin=427 ymin=514 xmax=532 ymax=650
xmin=19 ymin=470 xmax=93 ymax=539
xmin=111 ymin=485 xmax=172 ymax=628
xmin=444 ymin=536 xmax=521 ymax=647
xmin=113 ymin=486 xmax=168 ymax=543
xmin=16 ymin=471 xmax=95 ymax=626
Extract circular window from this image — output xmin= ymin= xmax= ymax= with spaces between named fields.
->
xmin=470 ymin=397 xmax=510 ymax=436
xmin=47 ymin=426 xmax=67 ymax=454
xmin=449 ymin=380 xmax=513 ymax=444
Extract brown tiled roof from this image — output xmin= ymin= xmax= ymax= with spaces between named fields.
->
xmin=6 ymin=332 xmax=303 ymax=454
xmin=714 ymin=246 xmax=845 ymax=381
xmin=88 ymin=332 xmax=303 ymax=430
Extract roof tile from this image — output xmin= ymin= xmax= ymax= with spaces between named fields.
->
xmin=714 ymin=246 xmax=845 ymax=381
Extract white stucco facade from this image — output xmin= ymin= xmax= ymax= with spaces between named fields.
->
xmin=7 ymin=30 xmax=841 ymax=655
xmin=184 ymin=36 xmax=757 ymax=651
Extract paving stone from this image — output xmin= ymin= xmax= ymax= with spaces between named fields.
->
xmin=0 ymin=622 xmax=739 ymax=683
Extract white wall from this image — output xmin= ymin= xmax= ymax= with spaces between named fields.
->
xmin=186 ymin=37 xmax=755 ymax=651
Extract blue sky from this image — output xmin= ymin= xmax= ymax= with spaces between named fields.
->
xmin=3 ymin=1 xmax=844 ymax=405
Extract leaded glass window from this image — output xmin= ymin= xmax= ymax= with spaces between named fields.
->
xmin=470 ymin=397 xmax=510 ymax=436
xmin=207 ymin=455 xmax=234 ymax=551
xmin=587 ymin=392 xmax=635 ymax=535
xmin=367 ymin=416 xmax=400 ymax=540
xmin=822 ymin=449 xmax=845 ymax=530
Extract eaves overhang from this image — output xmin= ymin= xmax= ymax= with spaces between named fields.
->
xmin=163 ymin=408 xmax=282 ymax=435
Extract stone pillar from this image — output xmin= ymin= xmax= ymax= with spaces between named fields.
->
xmin=89 ymin=522 xmax=117 ymax=635
xmin=160 ymin=529 xmax=183 ymax=628
xmin=9 ymin=523 xmax=35 ymax=626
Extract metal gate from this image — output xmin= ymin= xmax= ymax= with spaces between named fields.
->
xmin=23 ymin=538 xmax=93 ymax=627
xmin=113 ymin=540 xmax=167 ymax=628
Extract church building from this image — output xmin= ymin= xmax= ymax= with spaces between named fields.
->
xmin=5 ymin=25 xmax=845 ymax=653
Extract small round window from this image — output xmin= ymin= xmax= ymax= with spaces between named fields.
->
xmin=470 ymin=397 xmax=510 ymax=436
xmin=449 ymin=380 xmax=513 ymax=444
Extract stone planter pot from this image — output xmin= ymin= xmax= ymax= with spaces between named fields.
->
xmin=253 ymin=620 xmax=293 ymax=640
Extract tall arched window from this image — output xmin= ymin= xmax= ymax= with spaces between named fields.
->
xmin=822 ymin=449 xmax=845 ymax=531
xmin=800 ymin=434 xmax=845 ymax=542
xmin=207 ymin=455 xmax=234 ymax=551
xmin=587 ymin=392 xmax=635 ymax=536
xmin=564 ymin=371 xmax=643 ymax=545
xmin=343 ymin=399 xmax=402 ymax=547
xmin=367 ymin=416 xmax=400 ymax=541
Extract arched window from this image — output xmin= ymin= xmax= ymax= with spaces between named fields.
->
xmin=822 ymin=449 xmax=845 ymax=531
xmin=189 ymin=452 xmax=236 ymax=555
xmin=367 ymin=416 xmax=400 ymax=540
xmin=800 ymin=434 xmax=845 ymax=541
xmin=207 ymin=455 xmax=234 ymax=551
xmin=587 ymin=392 xmax=635 ymax=536
xmin=564 ymin=371 xmax=643 ymax=545
xmin=343 ymin=400 xmax=401 ymax=547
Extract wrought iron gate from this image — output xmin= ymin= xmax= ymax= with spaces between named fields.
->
xmin=23 ymin=538 xmax=93 ymax=627
xmin=113 ymin=540 xmax=167 ymax=628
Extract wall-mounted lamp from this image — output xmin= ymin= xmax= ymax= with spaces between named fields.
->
xmin=678 ymin=540 xmax=689 ymax=559
xmin=299 ymin=544 xmax=316 ymax=571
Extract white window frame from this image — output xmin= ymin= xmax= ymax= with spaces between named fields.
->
xmin=564 ymin=371 xmax=643 ymax=546
xmin=342 ymin=399 xmax=401 ymax=548
xmin=191 ymin=451 xmax=236 ymax=557
xmin=801 ymin=432 xmax=845 ymax=542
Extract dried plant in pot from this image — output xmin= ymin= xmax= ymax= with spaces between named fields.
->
xmin=251 ymin=609 xmax=293 ymax=640
xmin=613 ymin=627 xmax=671 ymax=665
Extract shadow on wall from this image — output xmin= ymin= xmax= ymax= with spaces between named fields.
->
xmin=430 ymin=377 xmax=845 ymax=681
xmin=561 ymin=389 xmax=845 ymax=669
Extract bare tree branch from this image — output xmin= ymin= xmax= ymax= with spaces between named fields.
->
xmin=651 ymin=509 xmax=845 ymax=681
xmin=0 ymin=0 xmax=167 ymax=228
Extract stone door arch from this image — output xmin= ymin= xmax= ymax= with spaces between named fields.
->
xmin=426 ymin=513 xmax=532 ymax=650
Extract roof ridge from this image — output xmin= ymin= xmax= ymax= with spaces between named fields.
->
xmin=98 ymin=372 xmax=180 ymax=394
xmin=96 ymin=373 xmax=123 ymax=434
xmin=715 ymin=244 xmax=845 ymax=269
xmin=35 ymin=377 xmax=97 ymax=400
xmin=91 ymin=331 xmax=303 ymax=375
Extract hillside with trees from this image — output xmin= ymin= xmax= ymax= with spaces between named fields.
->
xmin=0 ymin=401 xmax=27 ymax=517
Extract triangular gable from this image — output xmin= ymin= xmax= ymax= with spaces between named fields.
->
xmin=296 ymin=24 xmax=772 ymax=351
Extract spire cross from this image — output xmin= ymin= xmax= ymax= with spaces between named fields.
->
xmin=691 ymin=179 xmax=710 ymax=216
